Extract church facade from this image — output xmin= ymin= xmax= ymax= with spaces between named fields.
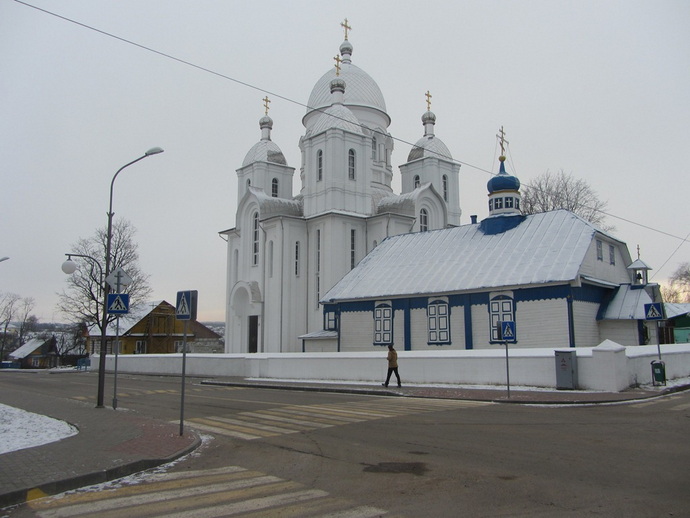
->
xmin=221 ymin=30 xmax=460 ymax=353
xmin=222 ymin=25 xmax=660 ymax=354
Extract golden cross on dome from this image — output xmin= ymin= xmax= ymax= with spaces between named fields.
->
xmin=262 ymin=96 xmax=271 ymax=116
xmin=496 ymin=126 xmax=509 ymax=157
xmin=334 ymin=54 xmax=342 ymax=76
xmin=341 ymin=18 xmax=352 ymax=40
xmin=425 ymin=90 xmax=432 ymax=111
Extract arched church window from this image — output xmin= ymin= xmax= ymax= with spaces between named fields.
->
xmin=420 ymin=208 xmax=429 ymax=232
xmin=442 ymin=175 xmax=448 ymax=202
xmin=317 ymin=150 xmax=323 ymax=181
xmin=348 ymin=149 xmax=356 ymax=180
xmin=414 ymin=175 xmax=420 ymax=189
xmin=252 ymin=212 xmax=259 ymax=266
xmin=295 ymin=241 xmax=300 ymax=276
xmin=271 ymin=178 xmax=278 ymax=197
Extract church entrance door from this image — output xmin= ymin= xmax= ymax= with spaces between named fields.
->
xmin=248 ymin=315 xmax=259 ymax=353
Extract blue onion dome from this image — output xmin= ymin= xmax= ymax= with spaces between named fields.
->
xmin=487 ymin=156 xmax=520 ymax=193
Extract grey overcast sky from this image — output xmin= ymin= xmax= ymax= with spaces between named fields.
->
xmin=1 ymin=0 xmax=688 ymax=323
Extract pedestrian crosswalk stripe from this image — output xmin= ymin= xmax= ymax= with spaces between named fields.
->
xmin=185 ymin=397 xmax=491 ymax=441
xmin=28 ymin=466 xmax=388 ymax=517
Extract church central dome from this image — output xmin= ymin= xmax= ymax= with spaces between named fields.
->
xmin=304 ymin=40 xmax=390 ymax=129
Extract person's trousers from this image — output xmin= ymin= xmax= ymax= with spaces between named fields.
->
xmin=385 ymin=367 xmax=401 ymax=386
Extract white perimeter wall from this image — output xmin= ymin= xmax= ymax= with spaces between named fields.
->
xmin=101 ymin=342 xmax=690 ymax=392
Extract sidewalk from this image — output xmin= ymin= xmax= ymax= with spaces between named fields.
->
xmin=200 ymin=376 xmax=689 ymax=405
xmin=0 ymin=387 xmax=199 ymax=509
xmin=1 ymin=376 xmax=687 ymax=510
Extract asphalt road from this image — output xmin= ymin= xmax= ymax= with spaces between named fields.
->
xmin=4 ymin=373 xmax=690 ymax=517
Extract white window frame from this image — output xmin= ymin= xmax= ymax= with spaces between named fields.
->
xmin=374 ymin=301 xmax=393 ymax=345
xmin=489 ymin=293 xmax=515 ymax=343
xmin=428 ymin=298 xmax=450 ymax=344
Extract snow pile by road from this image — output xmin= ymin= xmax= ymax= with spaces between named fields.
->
xmin=0 ymin=403 xmax=77 ymax=454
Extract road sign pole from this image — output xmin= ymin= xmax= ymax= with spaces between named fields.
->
xmin=113 ymin=316 xmax=120 ymax=409
xmin=179 ymin=320 xmax=189 ymax=436
xmin=504 ymin=340 xmax=511 ymax=399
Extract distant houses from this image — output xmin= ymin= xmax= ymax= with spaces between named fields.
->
xmin=87 ymin=300 xmax=223 ymax=355
xmin=7 ymin=336 xmax=58 ymax=369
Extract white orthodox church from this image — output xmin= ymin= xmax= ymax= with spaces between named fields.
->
xmin=221 ymin=26 xmax=461 ymax=353
xmin=221 ymin=24 xmax=660 ymax=354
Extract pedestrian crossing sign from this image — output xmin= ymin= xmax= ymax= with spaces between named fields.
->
xmin=176 ymin=290 xmax=198 ymax=321
xmin=107 ymin=293 xmax=130 ymax=314
xmin=644 ymin=302 xmax=664 ymax=321
xmin=497 ymin=320 xmax=516 ymax=342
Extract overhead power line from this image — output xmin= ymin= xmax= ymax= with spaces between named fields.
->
xmin=13 ymin=0 xmax=689 ymax=255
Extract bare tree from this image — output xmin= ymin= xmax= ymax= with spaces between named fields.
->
xmin=17 ymin=297 xmax=36 ymax=344
xmin=521 ymin=170 xmax=613 ymax=231
xmin=0 ymin=292 xmax=20 ymax=359
xmin=56 ymin=219 xmax=152 ymax=333
xmin=663 ymin=262 xmax=690 ymax=303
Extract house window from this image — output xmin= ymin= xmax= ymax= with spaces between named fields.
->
xmin=317 ymin=150 xmax=323 ymax=181
xmin=489 ymin=294 xmax=515 ymax=342
xmin=414 ymin=175 xmax=420 ymax=188
xmin=442 ymin=175 xmax=448 ymax=202
xmin=489 ymin=199 xmax=494 ymax=211
xmin=350 ymin=229 xmax=356 ymax=269
xmin=324 ymin=306 xmax=338 ymax=331
xmin=295 ymin=241 xmax=300 ymax=276
xmin=428 ymin=299 xmax=450 ymax=344
xmin=135 ymin=340 xmax=147 ymax=354
xmin=271 ymin=178 xmax=278 ymax=197
xmin=515 ymin=198 xmax=520 ymax=211
xmin=252 ymin=212 xmax=260 ymax=266
xmin=505 ymin=197 xmax=514 ymax=209
xmin=348 ymin=149 xmax=356 ymax=180
xmin=494 ymin=197 xmax=503 ymax=210
xmin=420 ymin=209 xmax=429 ymax=232
xmin=609 ymin=244 xmax=615 ymax=265
xmin=247 ymin=179 xmax=251 ymax=187
xmin=596 ymin=240 xmax=603 ymax=261
xmin=372 ymin=137 xmax=377 ymax=160
xmin=374 ymin=302 xmax=393 ymax=345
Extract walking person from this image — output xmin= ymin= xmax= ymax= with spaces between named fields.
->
xmin=382 ymin=345 xmax=401 ymax=387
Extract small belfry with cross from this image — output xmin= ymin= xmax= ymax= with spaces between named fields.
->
xmin=496 ymin=126 xmax=509 ymax=159
xmin=425 ymin=90 xmax=432 ymax=111
xmin=341 ymin=18 xmax=352 ymax=40
xmin=333 ymin=54 xmax=342 ymax=76
xmin=262 ymin=96 xmax=271 ymax=116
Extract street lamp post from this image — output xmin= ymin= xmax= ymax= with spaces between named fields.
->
xmin=63 ymin=147 xmax=163 ymax=409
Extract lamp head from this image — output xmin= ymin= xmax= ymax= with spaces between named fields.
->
xmin=61 ymin=258 xmax=77 ymax=275
xmin=145 ymin=147 xmax=164 ymax=156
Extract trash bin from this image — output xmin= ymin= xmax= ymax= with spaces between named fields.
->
xmin=651 ymin=360 xmax=666 ymax=386
xmin=555 ymin=350 xmax=578 ymax=390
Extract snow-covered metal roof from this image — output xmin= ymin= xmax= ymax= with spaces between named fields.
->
xmin=323 ymin=210 xmax=603 ymax=302
xmin=664 ymin=302 xmax=690 ymax=319
xmin=9 ymin=338 xmax=46 ymax=359
xmin=599 ymin=285 xmax=653 ymax=320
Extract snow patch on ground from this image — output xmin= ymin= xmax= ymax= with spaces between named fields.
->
xmin=0 ymin=403 xmax=77 ymax=454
